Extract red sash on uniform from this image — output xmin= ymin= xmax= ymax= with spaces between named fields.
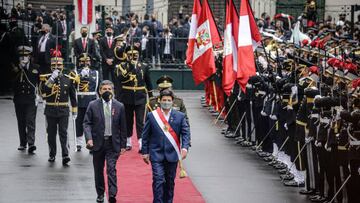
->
xmin=152 ymin=108 xmax=181 ymax=160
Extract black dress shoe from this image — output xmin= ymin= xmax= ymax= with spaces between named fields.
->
xmin=17 ymin=145 xmax=27 ymax=151
xmin=76 ymin=145 xmax=81 ymax=152
xmin=310 ymin=195 xmax=326 ymax=202
xmin=62 ymin=156 xmax=71 ymax=166
xmin=258 ymin=151 xmax=271 ymax=157
xmin=283 ymin=180 xmax=305 ymax=187
xmin=280 ymin=174 xmax=294 ymax=181
xmin=277 ymin=168 xmax=289 ymax=174
xmin=263 ymin=156 xmax=274 ymax=162
xmin=48 ymin=156 xmax=55 ymax=162
xmin=109 ymin=196 xmax=116 ymax=203
xmin=274 ymin=163 xmax=288 ymax=170
xmin=96 ymin=195 xmax=104 ymax=202
xmin=299 ymin=189 xmax=316 ymax=195
xmin=28 ymin=145 xmax=36 ymax=154
xmin=126 ymin=146 xmax=132 ymax=151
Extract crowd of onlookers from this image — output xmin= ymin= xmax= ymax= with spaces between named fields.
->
xmin=0 ymin=3 xmax=192 ymax=69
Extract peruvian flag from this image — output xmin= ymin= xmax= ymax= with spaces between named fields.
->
xmin=237 ymin=0 xmax=261 ymax=92
xmin=185 ymin=0 xmax=201 ymax=67
xmin=78 ymin=0 xmax=93 ymax=25
xmin=190 ymin=0 xmax=222 ymax=85
xmin=222 ymin=0 xmax=239 ymax=96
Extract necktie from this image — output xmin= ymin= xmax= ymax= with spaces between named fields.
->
xmin=38 ymin=36 xmax=46 ymax=50
xmin=104 ymin=102 xmax=111 ymax=116
xmin=82 ymin=38 xmax=86 ymax=50
xmin=108 ymin=38 xmax=111 ymax=48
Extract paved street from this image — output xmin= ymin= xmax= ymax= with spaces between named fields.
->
xmin=0 ymin=91 xmax=311 ymax=203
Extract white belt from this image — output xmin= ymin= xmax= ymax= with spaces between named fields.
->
xmin=350 ymin=140 xmax=360 ymax=146
xmin=320 ymin=118 xmax=330 ymax=124
xmin=257 ymin=90 xmax=266 ymax=95
xmin=310 ymin=114 xmax=319 ymax=119
xmin=77 ymin=92 xmax=97 ymax=96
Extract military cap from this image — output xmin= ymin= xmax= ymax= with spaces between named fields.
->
xmin=91 ymin=30 xmax=102 ymax=37
xmin=156 ymin=75 xmax=173 ymax=89
xmin=125 ymin=46 xmax=140 ymax=54
xmin=17 ymin=46 xmax=33 ymax=55
xmin=79 ymin=53 xmax=91 ymax=62
xmin=114 ymin=34 xmax=125 ymax=43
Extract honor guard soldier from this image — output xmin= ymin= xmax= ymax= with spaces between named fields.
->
xmin=12 ymin=46 xmax=39 ymax=153
xmin=39 ymin=50 xmax=78 ymax=165
xmin=147 ymin=75 xmax=188 ymax=121
xmin=115 ymin=46 xmax=153 ymax=151
xmin=113 ymin=34 xmax=127 ymax=98
xmin=75 ymin=53 xmax=99 ymax=151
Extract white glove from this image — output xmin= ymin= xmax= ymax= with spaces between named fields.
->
xmin=324 ymin=143 xmax=331 ymax=152
xmin=284 ymin=123 xmax=288 ymax=131
xmin=261 ymin=111 xmax=267 ymax=116
xmin=291 ymin=86 xmax=298 ymax=95
xmin=80 ymin=68 xmax=90 ymax=77
xmin=270 ymin=115 xmax=278 ymax=120
xmin=305 ymin=137 xmax=313 ymax=144
xmin=50 ymin=69 xmax=60 ymax=82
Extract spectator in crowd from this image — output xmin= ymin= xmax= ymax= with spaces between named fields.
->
xmin=39 ymin=5 xmax=53 ymax=26
xmin=99 ymin=26 xmax=115 ymax=81
xmin=173 ymin=20 xmax=188 ymax=68
xmin=24 ymin=4 xmax=37 ymax=22
xmin=74 ymin=27 xmax=96 ymax=65
xmin=128 ymin=19 xmax=142 ymax=48
xmin=140 ymin=25 xmax=154 ymax=63
xmin=35 ymin=24 xmax=56 ymax=74
xmin=160 ymin=26 xmax=175 ymax=69
xmin=31 ymin=16 xmax=43 ymax=51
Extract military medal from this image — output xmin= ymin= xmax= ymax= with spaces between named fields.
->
xmin=164 ymin=124 xmax=169 ymax=132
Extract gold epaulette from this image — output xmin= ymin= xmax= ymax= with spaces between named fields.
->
xmin=65 ymin=73 xmax=80 ymax=84
xmin=116 ymin=63 xmax=128 ymax=77
xmin=39 ymin=74 xmax=51 ymax=82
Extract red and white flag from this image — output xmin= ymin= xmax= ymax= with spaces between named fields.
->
xmin=78 ymin=0 xmax=93 ymax=25
xmin=237 ymin=0 xmax=261 ymax=92
xmin=222 ymin=0 xmax=239 ymax=96
xmin=190 ymin=0 xmax=222 ymax=85
xmin=185 ymin=0 xmax=201 ymax=67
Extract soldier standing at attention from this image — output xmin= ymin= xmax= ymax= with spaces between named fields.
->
xmin=74 ymin=53 xmax=99 ymax=151
xmin=147 ymin=75 xmax=188 ymax=123
xmin=115 ymin=46 xmax=153 ymax=151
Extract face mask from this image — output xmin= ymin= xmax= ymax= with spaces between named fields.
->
xmin=101 ymin=91 xmax=113 ymax=102
xmin=143 ymin=31 xmax=147 ymax=35
xmin=160 ymin=101 xmax=173 ymax=110
xmin=60 ymin=16 xmax=65 ymax=21
xmin=106 ymin=32 xmax=112 ymax=37
xmin=20 ymin=56 xmax=30 ymax=64
xmin=81 ymin=32 xmax=88 ymax=38
xmin=131 ymin=23 xmax=136 ymax=28
xmin=40 ymin=30 xmax=46 ymax=35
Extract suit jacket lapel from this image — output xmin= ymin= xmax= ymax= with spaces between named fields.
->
xmin=98 ymin=99 xmax=104 ymax=123
xmin=169 ymin=110 xmax=176 ymax=129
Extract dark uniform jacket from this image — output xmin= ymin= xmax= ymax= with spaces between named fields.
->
xmin=12 ymin=63 xmax=40 ymax=104
xmin=115 ymin=61 xmax=153 ymax=105
xmin=39 ymin=73 xmax=77 ymax=117
xmin=76 ymin=68 xmax=99 ymax=108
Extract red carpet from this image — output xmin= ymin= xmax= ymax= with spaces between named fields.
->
xmin=105 ymin=136 xmax=205 ymax=203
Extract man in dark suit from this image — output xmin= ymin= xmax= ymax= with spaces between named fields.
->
xmin=83 ymin=80 xmax=127 ymax=203
xmin=99 ymin=27 xmax=116 ymax=81
xmin=173 ymin=20 xmax=189 ymax=68
xmin=141 ymin=89 xmax=191 ymax=203
xmin=73 ymin=26 xmax=95 ymax=62
xmin=36 ymin=24 xmax=56 ymax=74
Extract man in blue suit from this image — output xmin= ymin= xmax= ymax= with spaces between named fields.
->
xmin=141 ymin=89 xmax=191 ymax=203
xmin=83 ymin=80 xmax=127 ymax=203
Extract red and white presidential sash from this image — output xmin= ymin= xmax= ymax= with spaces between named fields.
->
xmin=152 ymin=108 xmax=181 ymax=160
